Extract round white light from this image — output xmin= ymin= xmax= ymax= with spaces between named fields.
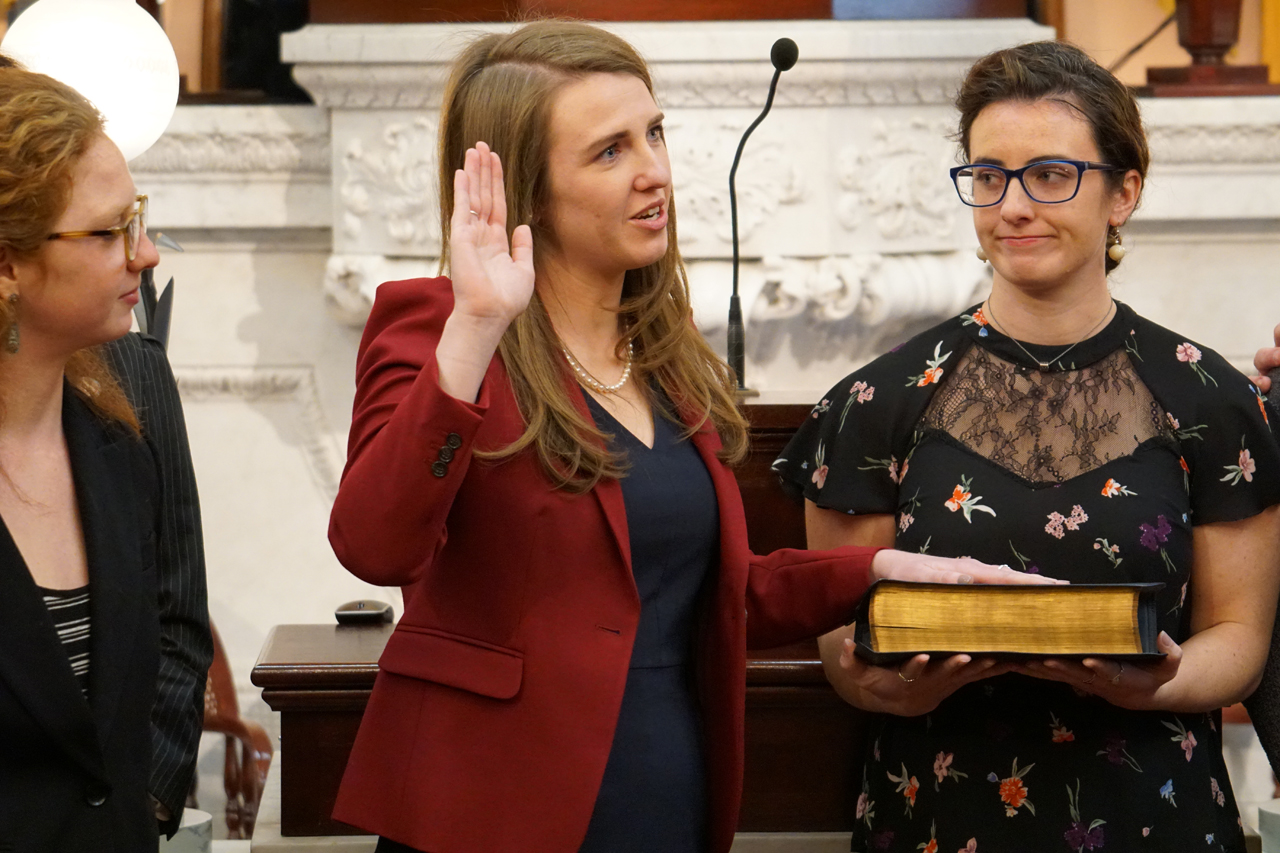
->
xmin=1 ymin=0 xmax=179 ymax=161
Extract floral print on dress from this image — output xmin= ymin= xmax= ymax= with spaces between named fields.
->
xmin=1064 ymin=780 xmax=1106 ymax=852
xmin=1220 ymin=439 xmax=1256 ymax=485
xmin=900 ymin=488 xmax=922 ymax=533
xmin=1050 ymin=713 xmax=1075 ymax=743
xmin=1166 ymin=413 xmax=1208 ymax=443
xmin=1100 ymin=478 xmax=1136 ymax=498
xmin=1009 ymin=541 xmax=1040 ymax=574
xmin=961 ymin=307 xmax=990 ymax=337
xmin=989 ymin=759 xmax=1035 ymax=817
xmin=1138 ymin=515 xmax=1178 ymax=573
xmin=957 ymin=839 xmax=977 ymax=853
xmin=906 ymin=341 xmax=952 ymax=388
xmin=1252 ymin=384 xmax=1270 ymax=426
xmin=1210 ymin=777 xmax=1226 ymax=807
xmin=933 ymin=751 xmax=968 ymax=790
xmin=862 ymin=455 xmax=904 ymax=484
xmin=917 ymin=820 xmax=939 ymax=853
xmin=838 ymin=380 xmax=876 ymax=431
xmin=1162 ymin=718 xmax=1197 ymax=762
xmin=809 ymin=398 xmax=831 ymax=419
xmin=1176 ymin=342 xmax=1218 ymax=387
xmin=1160 ymin=779 xmax=1177 ymax=807
xmin=945 ymin=474 xmax=997 ymax=522
xmin=889 ymin=763 xmax=920 ymax=817
xmin=1045 ymin=505 xmax=1088 ymax=539
xmin=1092 ymin=538 xmax=1122 ymax=569
xmin=1097 ymin=735 xmax=1143 ymax=772
xmin=810 ymin=442 xmax=828 ymax=489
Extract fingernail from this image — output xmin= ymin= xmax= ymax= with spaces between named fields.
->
xmin=958 ymin=574 xmax=974 ymax=584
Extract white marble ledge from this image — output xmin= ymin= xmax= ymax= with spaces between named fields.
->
xmin=132 ymin=106 xmax=330 ymax=175
xmin=282 ymin=18 xmax=1053 ymax=66
xmin=133 ymin=105 xmax=332 ymax=231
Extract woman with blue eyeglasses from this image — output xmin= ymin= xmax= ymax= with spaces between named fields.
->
xmin=775 ymin=41 xmax=1280 ymax=852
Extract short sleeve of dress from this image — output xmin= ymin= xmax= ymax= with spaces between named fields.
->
xmin=1131 ymin=320 xmax=1280 ymax=526
xmin=773 ymin=323 xmax=966 ymax=516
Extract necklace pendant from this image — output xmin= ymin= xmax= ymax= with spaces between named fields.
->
xmin=1037 ymin=361 xmax=1050 ymax=370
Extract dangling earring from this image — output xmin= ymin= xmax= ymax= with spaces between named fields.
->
xmin=976 ymin=246 xmax=988 ymax=262
xmin=1107 ymin=227 xmax=1126 ymax=263
xmin=5 ymin=292 xmax=17 ymax=354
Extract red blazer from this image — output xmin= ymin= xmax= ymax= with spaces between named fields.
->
xmin=329 ymin=278 xmax=879 ymax=853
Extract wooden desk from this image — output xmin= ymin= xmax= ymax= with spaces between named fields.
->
xmin=252 ymin=403 xmax=871 ymax=837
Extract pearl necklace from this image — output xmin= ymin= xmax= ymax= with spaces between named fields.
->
xmin=561 ymin=341 xmax=633 ymax=394
xmin=984 ymin=299 xmax=1114 ymax=371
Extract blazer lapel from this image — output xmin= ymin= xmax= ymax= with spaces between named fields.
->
xmin=0 ymin=397 xmax=116 ymax=783
xmin=62 ymin=390 xmax=149 ymax=749
xmin=567 ymin=380 xmax=632 ymax=571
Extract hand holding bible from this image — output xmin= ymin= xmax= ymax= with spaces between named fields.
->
xmin=1017 ymin=630 xmax=1183 ymax=710
xmin=834 ymin=639 xmax=1017 ymax=717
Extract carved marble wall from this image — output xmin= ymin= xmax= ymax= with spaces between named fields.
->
xmin=139 ymin=25 xmax=1280 ymax=802
xmin=282 ymin=19 xmax=1057 ymax=395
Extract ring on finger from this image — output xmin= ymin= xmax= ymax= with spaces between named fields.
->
xmin=897 ymin=667 xmax=918 ymax=684
xmin=469 ymin=209 xmax=480 ymax=217
xmin=1110 ymin=663 xmax=1124 ymax=685
xmin=1082 ymin=672 xmax=1097 ymax=685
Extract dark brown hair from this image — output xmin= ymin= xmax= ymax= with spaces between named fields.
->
xmin=0 ymin=55 xmax=139 ymax=433
xmin=954 ymin=41 xmax=1149 ymax=272
xmin=437 ymin=20 xmax=747 ymax=492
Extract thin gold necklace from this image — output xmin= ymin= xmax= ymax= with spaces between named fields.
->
xmin=984 ymin=299 xmax=1114 ymax=371
xmin=561 ymin=341 xmax=633 ymax=394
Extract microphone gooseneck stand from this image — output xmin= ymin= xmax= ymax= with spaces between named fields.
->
xmin=727 ymin=37 xmax=798 ymax=395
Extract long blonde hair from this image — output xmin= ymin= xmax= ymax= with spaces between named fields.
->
xmin=0 ymin=56 xmax=139 ymax=434
xmin=438 ymin=20 xmax=747 ymax=492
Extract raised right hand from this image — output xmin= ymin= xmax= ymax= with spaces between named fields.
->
xmin=449 ymin=142 xmax=535 ymax=327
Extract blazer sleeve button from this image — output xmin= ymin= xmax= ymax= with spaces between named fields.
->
xmin=431 ymin=461 xmax=448 ymax=478
xmin=438 ymin=445 xmax=455 ymax=463
xmin=445 ymin=432 xmax=463 ymax=449
xmin=85 ymin=782 xmax=110 ymax=807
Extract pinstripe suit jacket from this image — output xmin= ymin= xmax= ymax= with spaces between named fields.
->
xmin=0 ymin=381 xmax=161 ymax=850
xmin=102 ymin=332 xmax=212 ymax=838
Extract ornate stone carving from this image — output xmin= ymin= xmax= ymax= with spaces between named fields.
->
xmin=130 ymin=131 xmax=329 ymax=174
xmin=1147 ymin=123 xmax=1280 ymax=164
xmin=654 ymin=61 xmax=971 ymax=109
xmin=668 ymin=118 xmax=805 ymax=250
xmin=292 ymin=60 xmax=972 ymax=111
xmin=837 ymin=118 xmax=957 ymax=240
xmin=174 ymin=366 xmax=343 ymax=500
xmin=292 ymin=64 xmax=449 ymax=110
xmin=712 ymin=252 xmax=988 ymax=375
xmin=323 ymin=255 xmax=376 ymax=325
xmin=339 ymin=117 xmax=440 ymax=252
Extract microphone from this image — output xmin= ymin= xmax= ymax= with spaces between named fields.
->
xmin=727 ymin=37 xmax=798 ymax=394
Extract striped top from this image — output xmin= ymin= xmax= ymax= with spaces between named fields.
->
xmin=38 ymin=584 xmax=91 ymax=697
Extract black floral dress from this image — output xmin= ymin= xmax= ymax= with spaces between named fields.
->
xmin=774 ymin=301 xmax=1280 ymax=853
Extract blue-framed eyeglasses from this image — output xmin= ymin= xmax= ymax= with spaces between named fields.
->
xmin=950 ymin=161 xmax=1122 ymax=207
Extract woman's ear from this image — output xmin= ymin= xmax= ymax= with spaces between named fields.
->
xmin=0 ymin=245 xmax=20 ymax=295
xmin=1110 ymin=169 xmax=1142 ymax=227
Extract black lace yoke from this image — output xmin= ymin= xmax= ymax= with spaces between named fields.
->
xmin=920 ymin=345 xmax=1167 ymax=486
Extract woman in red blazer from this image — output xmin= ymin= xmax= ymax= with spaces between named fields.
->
xmin=328 ymin=20 xmax=1049 ymax=853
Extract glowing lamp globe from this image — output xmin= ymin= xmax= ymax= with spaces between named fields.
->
xmin=1 ymin=0 xmax=179 ymax=161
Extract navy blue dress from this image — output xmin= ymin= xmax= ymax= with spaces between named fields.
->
xmin=577 ymin=391 xmax=720 ymax=853
xmin=376 ymin=391 xmax=720 ymax=853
